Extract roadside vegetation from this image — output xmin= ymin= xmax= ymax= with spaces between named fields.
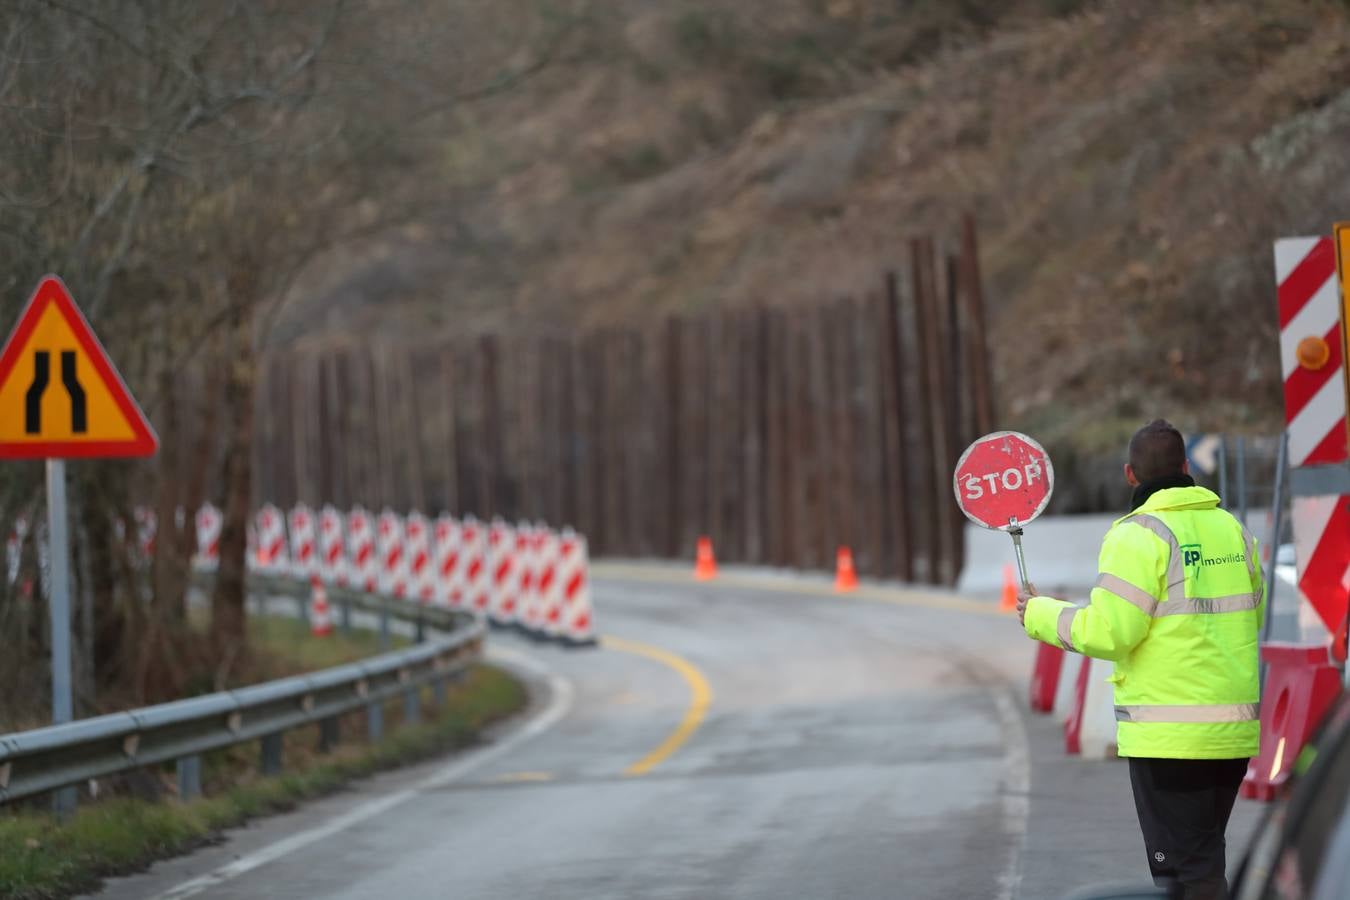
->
xmin=0 ymin=663 xmax=526 ymax=900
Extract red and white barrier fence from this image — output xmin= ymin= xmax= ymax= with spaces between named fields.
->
xmin=148 ymin=500 xmax=595 ymax=646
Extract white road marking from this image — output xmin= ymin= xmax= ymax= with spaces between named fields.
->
xmin=149 ymin=645 xmax=573 ymax=900
xmin=992 ymin=691 xmax=1031 ymax=900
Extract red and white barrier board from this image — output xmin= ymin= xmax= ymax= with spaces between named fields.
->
xmin=433 ymin=516 xmax=462 ymax=607
xmin=1276 ymin=236 xmax=1350 ymax=639
xmin=487 ymin=519 xmax=516 ymax=625
xmin=194 ymin=504 xmax=221 ymax=571
xmin=255 ymin=504 xmax=289 ymax=574
xmin=557 ymin=528 xmax=596 ymax=644
xmin=1277 ymin=237 xmax=1347 ymax=468
xmin=288 ymin=505 xmax=318 ymax=579
xmin=460 ymin=517 xmax=490 ymax=615
xmin=318 ymin=505 xmax=346 ymax=586
xmin=536 ymin=528 xmax=563 ymax=637
xmin=133 ymin=506 xmax=157 ymax=565
xmin=1291 ymin=494 xmax=1349 ymax=638
xmin=6 ymin=516 xmax=27 ymax=586
xmin=345 ymin=508 xmax=377 ymax=591
xmin=515 ymin=524 xmax=541 ymax=632
xmin=377 ymin=510 xmax=408 ymax=598
xmin=405 ymin=512 xmax=435 ymax=603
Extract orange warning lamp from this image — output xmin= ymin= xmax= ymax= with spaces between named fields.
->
xmin=1296 ymin=335 xmax=1331 ymax=371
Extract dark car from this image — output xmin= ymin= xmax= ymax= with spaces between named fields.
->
xmin=1065 ymin=689 xmax=1350 ymax=900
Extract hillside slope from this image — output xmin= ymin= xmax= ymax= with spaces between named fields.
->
xmin=283 ymin=0 xmax=1350 ymax=452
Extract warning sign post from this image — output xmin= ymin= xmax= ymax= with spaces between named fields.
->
xmin=0 ymin=276 xmax=157 ymax=814
xmin=953 ymin=431 xmax=1054 ymax=592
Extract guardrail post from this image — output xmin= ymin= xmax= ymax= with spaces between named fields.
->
xmin=318 ymin=716 xmax=340 ymax=753
xmin=404 ymin=687 xmax=421 ymax=725
xmin=177 ymin=755 xmax=202 ymax=801
xmin=379 ymin=600 xmax=391 ymax=650
xmin=260 ymin=733 xmax=284 ymax=776
xmin=433 ymin=677 xmax=448 ymax=708
xmin=415 ymin=610 xmax=425 ymax=644
xmin=368 ymin=702 xmax=384 ymax=741
xmin=296 ymin=592 xmax=308 ymax=625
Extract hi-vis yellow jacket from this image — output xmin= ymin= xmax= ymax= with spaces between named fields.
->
xmin=1023 ymin=485 xmax=1264 ymax=759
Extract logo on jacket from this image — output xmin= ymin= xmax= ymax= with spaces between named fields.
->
xmin=1181 ymin=543 xmax=1202 ymax=578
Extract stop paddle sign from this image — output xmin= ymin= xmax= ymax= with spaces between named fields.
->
xmin=953 ymin=430 xmax=1054 ymax=594
xmin=953 ymin=431 xmax=1055 ymax=531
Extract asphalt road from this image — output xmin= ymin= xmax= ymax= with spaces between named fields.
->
xmin=93 ymin=564 xmax=1260 ymax=900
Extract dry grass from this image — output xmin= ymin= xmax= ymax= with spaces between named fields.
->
xmin=0 ymin=664 xmax=526 ymax=900
xmin=282 ymin=0 xmax=1350 ymax=456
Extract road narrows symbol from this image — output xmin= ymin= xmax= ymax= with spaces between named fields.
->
xmin=24 ymin=351 xmax=49 ymax=434
xmin=61 ymin=351 xmax=87 ymax=433
xmin=23 ymin=350 xmax=88 ymax=434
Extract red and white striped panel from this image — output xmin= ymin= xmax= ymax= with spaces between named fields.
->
xmin=6 ymin=516 xmax=28 ymax=586
xmin=556 ymin=528 xmax=595 ymax=643
xmin=377 ymin=510 xmax=408 ymax=598
xmin=256 ymin=505 xmax=289 ymax=573
xmin=1291 ymin=495 xmax=1350 ymax=636
xmin=487 ymin=519 xmax=516 ymax=625
xmin=194 ymin=504 xmax=221 ymax=571
xmin=246 ymin=521 xmax=258 ymax=573
xmin=288 ymin=505 xmax=318 ymax=578
xmin=405 ymin=512 xmax=435 ymax=603
xmin=515 ymin=523 xmax=541 ymax=633
xmin=460 ymin=517 xmax=491 ymax=613
xmin=345 ymin=508 xmax=378 ymax=591
xmin=134 ymin=506 xmax=157 ymax=564
xmin=538 ymin=530 xmax=565 ymax=638
xmin=318 ymin=505 xmax=347 ymax=586
xmin=433 ymin=516 xmax=463 ymax=607
xmin=1277 ymin=237 xmax=1348 ymax=468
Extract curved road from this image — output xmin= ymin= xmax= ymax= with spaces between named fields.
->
xmin=98 ymin=565 xmax=1038 ymax=900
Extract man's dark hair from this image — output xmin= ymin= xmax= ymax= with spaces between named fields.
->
xmin=1128 ymin=419 xmax=1187 ymax=482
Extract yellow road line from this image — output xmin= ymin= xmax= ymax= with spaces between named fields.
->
xmin=591 ymin=563 xmax=1007 ymax=618
xmin=601 ymin=635 xmax=713 ymax=777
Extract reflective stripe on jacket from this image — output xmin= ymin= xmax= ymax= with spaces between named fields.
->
xmin=1023 ymin=485 xmax=1264 ymax=759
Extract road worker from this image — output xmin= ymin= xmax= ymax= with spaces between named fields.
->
xmin=1017 ymin=419 xmax=1263 ymax=900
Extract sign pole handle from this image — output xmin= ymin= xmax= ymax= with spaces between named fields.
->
xmin=1008 ymin=516 xmax=1031 ymax=593
xmin=46 ymin=458 xmax=77 ymax=816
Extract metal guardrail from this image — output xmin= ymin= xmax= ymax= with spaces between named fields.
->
xmin=0 ymin=576 xmax=485 ymax=806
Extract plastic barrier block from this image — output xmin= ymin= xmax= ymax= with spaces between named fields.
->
xmin=1241 ymin=643 xmax=1344 ymax=801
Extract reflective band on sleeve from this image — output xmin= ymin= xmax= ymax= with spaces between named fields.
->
xmin=1114 ymin=703 xmax=1260 ymax=723
xmin=1095 ymin=572 xmax=1158 ymax=616
xmin=1153 ymin=593 xmax=1262 ymax=617
xmin=1056 ymin=606 xmax=1078 ymax=653
xmin=1239 ymin=526 xmax=1258 ymax=584
xmin=1240 ymin=524 xmax=1265 ymax=610
xmin=1122 ymin=515 xmax=1184 ymax=602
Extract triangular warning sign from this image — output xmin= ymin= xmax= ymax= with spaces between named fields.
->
xmin=0 ymin=275 xmax=158 ymax=459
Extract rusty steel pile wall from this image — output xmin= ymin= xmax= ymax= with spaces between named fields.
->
xmin=252 ymin=220 xmax=995 ymax=585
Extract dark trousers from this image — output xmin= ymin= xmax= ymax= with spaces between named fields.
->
xmin=1128 ymin=757 xmax=1248 ymax=900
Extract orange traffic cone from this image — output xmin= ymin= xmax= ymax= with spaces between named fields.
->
xmin=310 ymin=575 xmax=334 ymax=637
xmin=1000 ymin=564 xmax=1018 ymax=613
xmin=834 ymin=546 xmax=858 ymax=593
xmin=694 ymin=536 xmax=718 ymax=581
